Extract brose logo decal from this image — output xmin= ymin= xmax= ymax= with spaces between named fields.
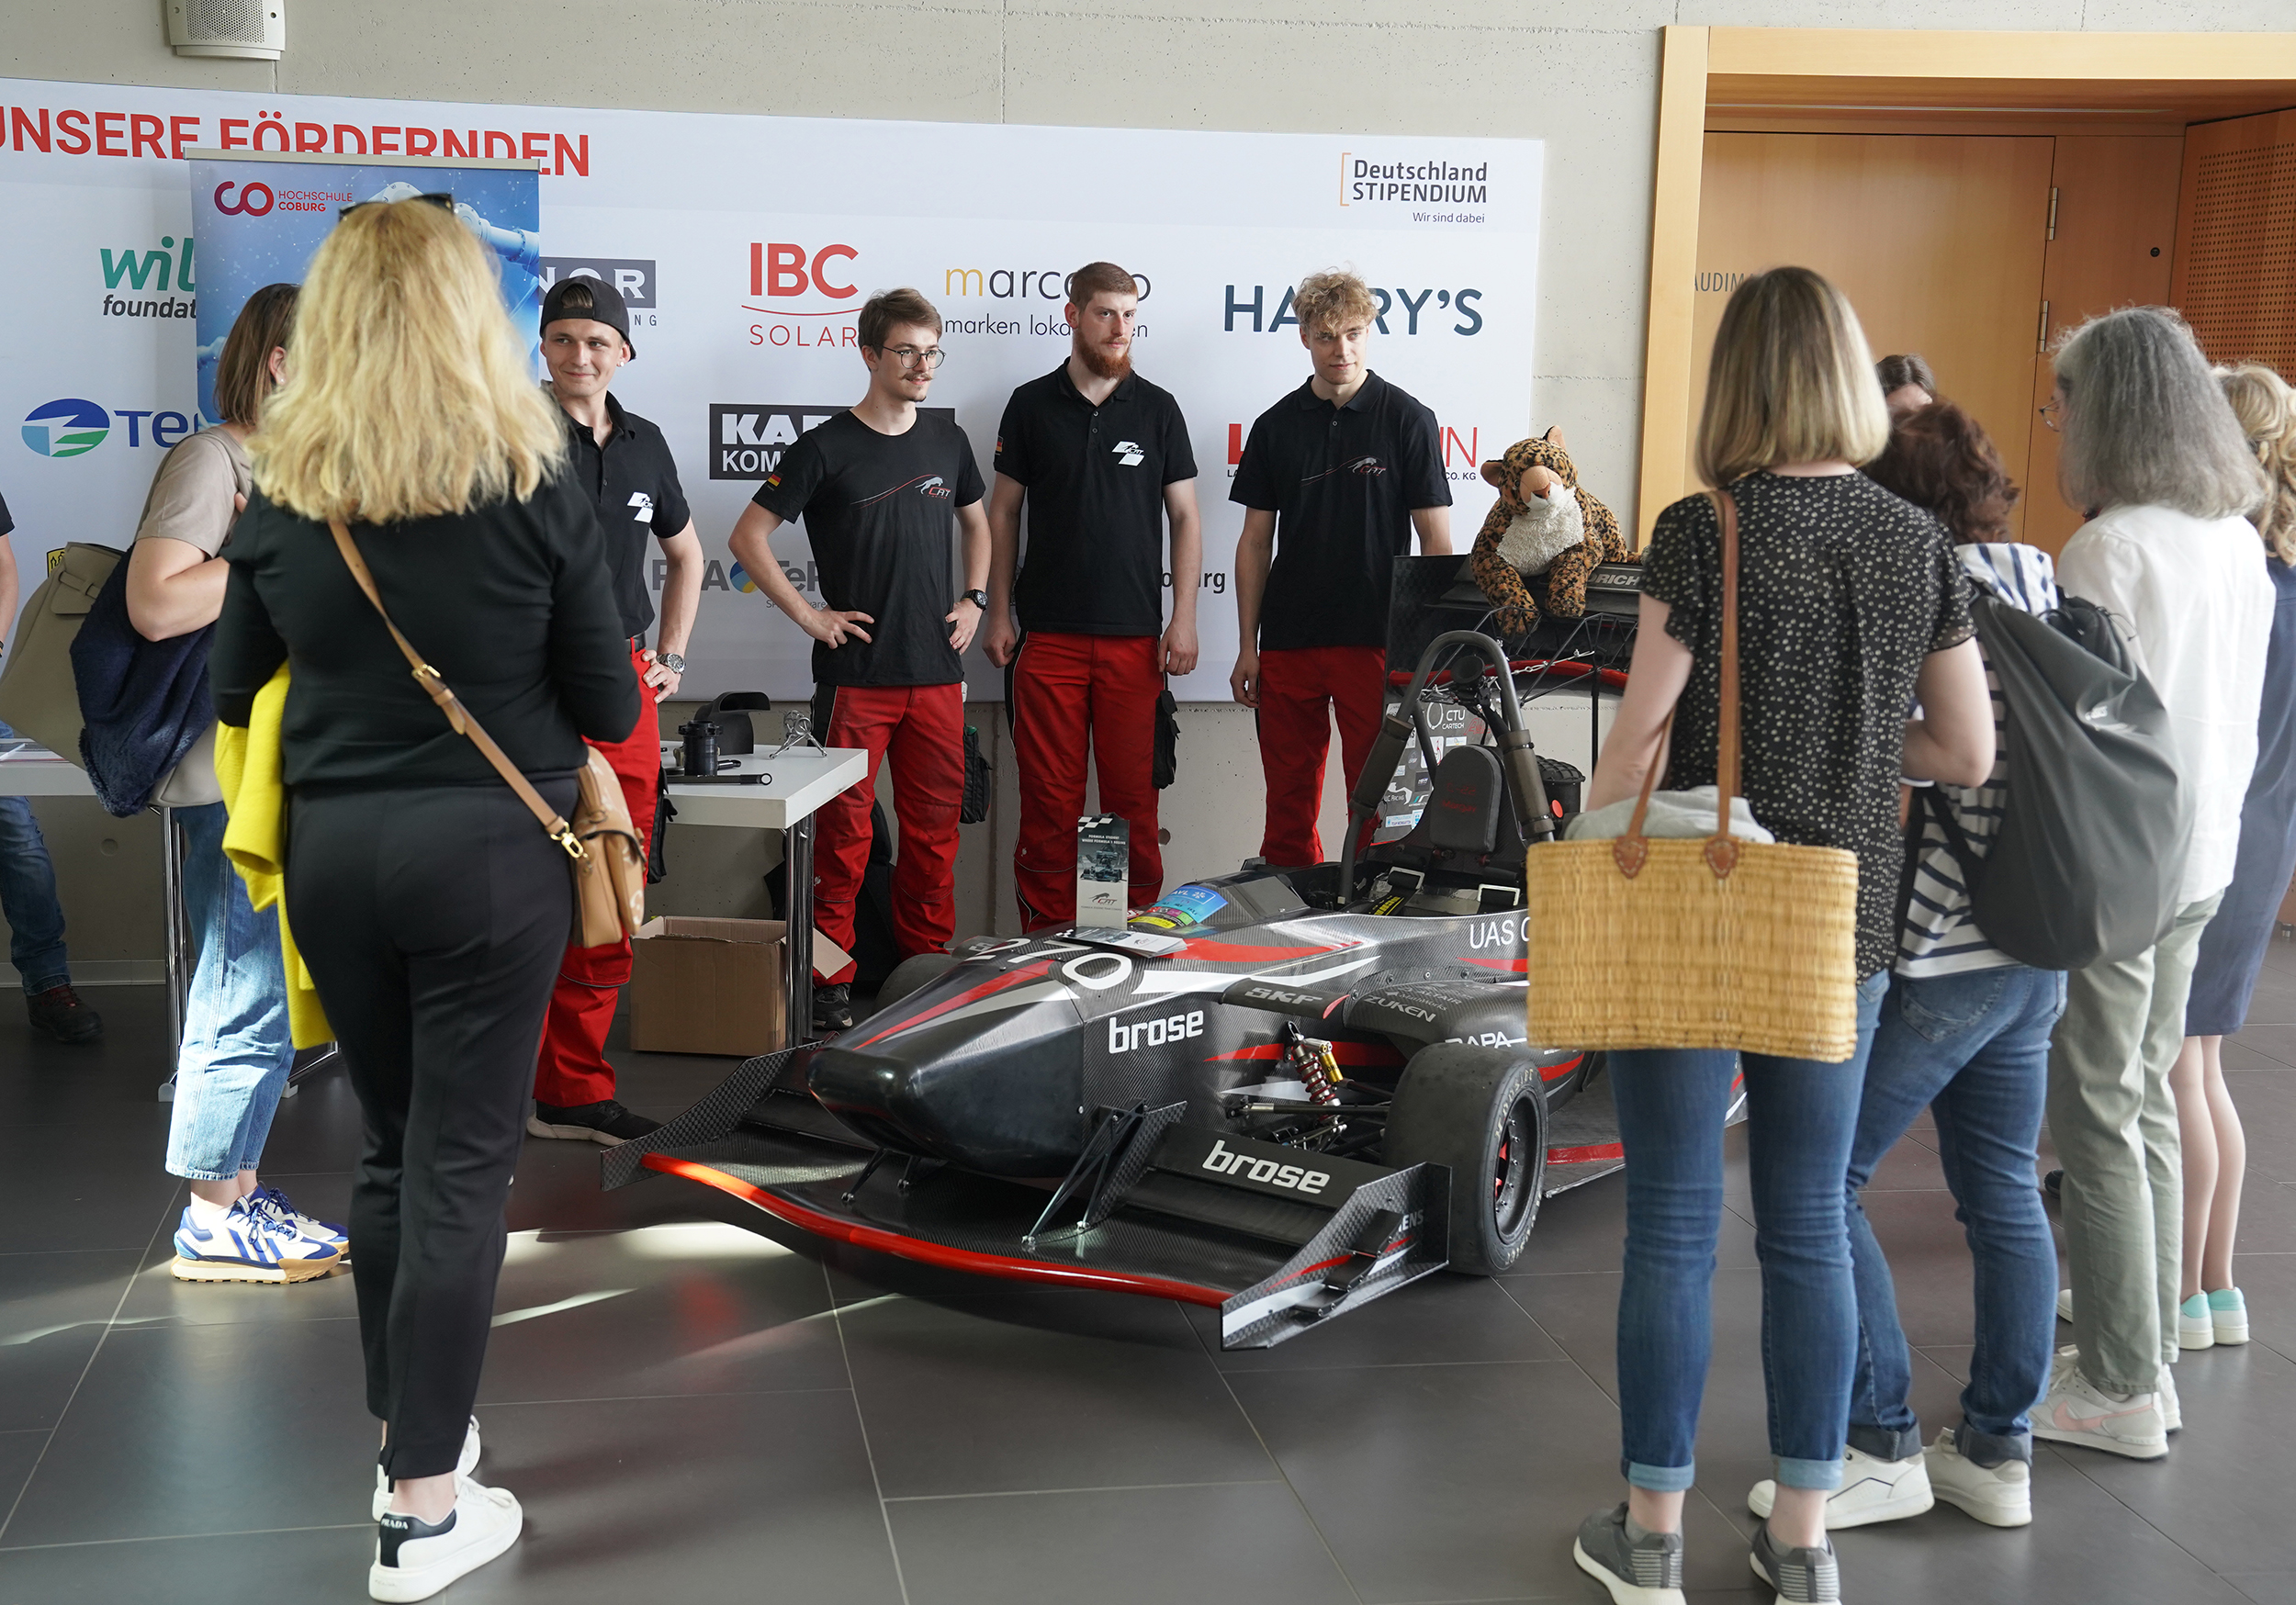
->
xmin=1108 ymin=1009 xmax=1204 ymax=1054
xmin=1199 ymin=1139 xmax=1330 ymax=1196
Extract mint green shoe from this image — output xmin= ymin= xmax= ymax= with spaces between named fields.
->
xmin=2209 ymin=1287 xmax=2249 ymax=1346
xmin=2179 ymin=1293 xmax=2216 ymax=1351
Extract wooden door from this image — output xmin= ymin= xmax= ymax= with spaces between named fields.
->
xmin=1691 ymin=134 xmax=2054 ymax=536
xmin=2024 ymin=137 xmax=2183 ymax=555
xmin=2173 ymin=106 xmax=2296 ymax=375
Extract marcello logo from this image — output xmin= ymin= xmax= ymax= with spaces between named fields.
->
xmin=212 ymin=180 xmax=275 ymax=216
xmin=22 ymin=399 xmax=109 ymax=458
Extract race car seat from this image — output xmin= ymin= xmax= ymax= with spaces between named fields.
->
xmin=1361 ymin=745 xmax=1525 ymax=909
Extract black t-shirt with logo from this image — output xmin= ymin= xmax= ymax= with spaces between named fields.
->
xmin=995 ymin=365 xmax=1198 ymax=636
xmin=1229 ymin=371 xmax=1450 ymax=652
xmin=752 ymin=410 xmax=985 ymax=687
xmin=559 ymin=392 xmax=692 ymax=642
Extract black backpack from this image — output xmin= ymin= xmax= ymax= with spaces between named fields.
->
xmin=1922 ymin=591 xmax=2191 ymax=970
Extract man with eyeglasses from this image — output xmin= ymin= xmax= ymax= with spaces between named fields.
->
xmin=730 ymin=287 xmax=989 ymax=1033
xmin=983 ymin=261 xmax=1201 ymax=930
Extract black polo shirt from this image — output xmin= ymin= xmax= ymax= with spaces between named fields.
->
xmin=751 ymin=410 xmax=985 ymax=688
xmin=557 ymin=391 xmax=692 ymax=642
xmin=0 ymin=490 xmax=13 ymax=539
xmin=1230 ymin=371 xmax=1450 ymax=652
xmin=994 ymin=365 xmax=1197 ymax=636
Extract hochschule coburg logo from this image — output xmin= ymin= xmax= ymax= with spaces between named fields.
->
xmin=22 ymin=399 xmax=108 ymax=458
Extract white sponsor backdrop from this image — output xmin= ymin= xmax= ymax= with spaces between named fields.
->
xmin=0 ymin=79 xmax=1539 ymax=701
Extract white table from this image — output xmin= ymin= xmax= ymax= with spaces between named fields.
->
xmin=660 ymin=746 xmax=870 ymax=1047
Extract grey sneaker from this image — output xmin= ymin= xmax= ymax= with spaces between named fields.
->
xmin=1571 ymin=1504 xmax=1684 ymax=1604
xmin=1750 ymin=1520 xmax=1840 ymax=1603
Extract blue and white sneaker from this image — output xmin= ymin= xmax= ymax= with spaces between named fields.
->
xmin=249 ymin=1184 xmax=351 ymax=1262
xmin=171 ymin=1197 xmax=343 ymax=1284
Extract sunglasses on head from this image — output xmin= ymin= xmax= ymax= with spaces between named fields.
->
xmin=339 ymin=192 xmax=456 ymax=218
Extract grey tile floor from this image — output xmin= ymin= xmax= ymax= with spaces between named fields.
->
xmin=4 ymin=950 xmax=2295 ymax=1604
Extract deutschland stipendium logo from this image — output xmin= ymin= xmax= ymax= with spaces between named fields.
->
xmin=21 ymin=398 xmax=110 ymax=458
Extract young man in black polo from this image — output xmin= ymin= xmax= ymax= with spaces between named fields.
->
xmin=1230 ymin=268 xmax=1452 ymax=866
xmin=528 ymin=275 xmax=704 ymax=1143
xmin=982 ymin=262 xmax=1201 ymax=930
xmin=728 ymin=287 xmax=990 ymax=1033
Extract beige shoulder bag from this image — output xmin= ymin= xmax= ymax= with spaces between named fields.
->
xmin=328 ymin=519 xmax=644 ymax=948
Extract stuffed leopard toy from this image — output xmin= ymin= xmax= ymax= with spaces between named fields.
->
xmin=1468 ymin=426 xmax=1632 ymax=636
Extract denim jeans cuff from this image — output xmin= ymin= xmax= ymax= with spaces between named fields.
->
xmin=17 ymin=969 xmax=68 ymax=996
xmin=1955 ymin=1426 xmax=2031 ymax=1468
xmin=1623 ymin=1458 xmax=1696 ymax=1493
xmin=1774 ymin=1454 xmax=1843 ymax=1490
xmin=1847 ymin=1421 xmax=1921 ymax=1463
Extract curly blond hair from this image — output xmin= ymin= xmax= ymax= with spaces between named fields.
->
xmin=251 ymin=198 xmax=563 ymax=524
xmin=2217 ymin=363 xmax=2296 ymax=563
xmin=1291 ymin=269 xmax=1378 ymax=336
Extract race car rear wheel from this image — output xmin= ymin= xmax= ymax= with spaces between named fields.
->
xmin=869 ymin=952 xmax=962 ymax=1018
xmin=1382 ymin=1045 xmax=1548 ymax=1275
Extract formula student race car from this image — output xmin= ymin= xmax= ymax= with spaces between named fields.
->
xmin=607 ymin=633 xmax=1642 ymax=1348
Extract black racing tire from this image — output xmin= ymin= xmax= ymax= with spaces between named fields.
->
xmin=869 ymin=952 xmax=962 ymax=1018
xmin=1381 ymin=1044 xmax=1548 ymax=1275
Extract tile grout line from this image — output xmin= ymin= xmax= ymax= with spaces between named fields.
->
xmin=883 ymin=1477 xmax=1287 ymax=1503
xmin=824 ymin=1260 xmax=912 ymax=1605
xmin=0 ymin=1184 xmax=181 ymax=1546
xmin=1189 ymin=1310 xmax=1367 ymax=1605
xmin=0 ymin=1521 xmax=370 ymax=1553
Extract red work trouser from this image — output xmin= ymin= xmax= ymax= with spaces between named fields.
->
xmin=815 ymin=682 xmax=965 ymax=986
xmin=534 ymin=643 xmax=657 ymax=1108
xmin=1255 ymin=644 xmax=1388 ymax=867
xmin=1011 ymin=632 xmax=1164 ymax=931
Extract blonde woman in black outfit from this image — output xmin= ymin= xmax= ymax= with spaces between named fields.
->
xmin=1569 ymin=269 xmax=1994 ymax=1605
xmin=210 ymin=199 xmax=637 ymax=1602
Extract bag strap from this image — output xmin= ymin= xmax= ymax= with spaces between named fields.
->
xmin=325 ymin=519 xmax=587 ymax=863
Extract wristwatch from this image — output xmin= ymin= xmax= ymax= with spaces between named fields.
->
xmin=961 ymin=589 xmax=989 ymax=610
xmin=655 ymin=651 xmax=687 ymax=674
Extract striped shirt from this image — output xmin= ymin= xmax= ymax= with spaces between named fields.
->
xmin=1896 ymin=543 xmax=2060 ymax=978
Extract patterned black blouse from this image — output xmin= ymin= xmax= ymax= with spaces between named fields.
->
xmin=1640 ymin=472 xmax=1974 ymax=980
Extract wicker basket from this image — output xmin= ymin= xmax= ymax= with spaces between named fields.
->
xmin=1525 ymin=488 xmax=1863 ymax=1063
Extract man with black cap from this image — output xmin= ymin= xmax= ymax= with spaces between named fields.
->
xmin=526 ymin=274 xmax=703 ymax=1144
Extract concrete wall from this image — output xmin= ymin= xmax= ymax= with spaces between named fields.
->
xmin=3 ymin=0 xmax=2285 ymax=966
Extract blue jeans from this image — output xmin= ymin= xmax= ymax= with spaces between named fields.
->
xmin=0 ymin=719 xmax=71 ymax=993
xmin=1610 ymin=969 xmax=1890 ymax=1493
xmin=1847 ymin=964 xmax=2065 ymax=1467
xmin=163 ymin=802 xmax=296 ymax=1181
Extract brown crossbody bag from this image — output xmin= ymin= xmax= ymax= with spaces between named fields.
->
xmin=327 ymin=519 xmax=645 ymax=948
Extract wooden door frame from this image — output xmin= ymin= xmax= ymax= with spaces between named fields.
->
xmin=1637 ymin=26 xmax=2296 ymax=544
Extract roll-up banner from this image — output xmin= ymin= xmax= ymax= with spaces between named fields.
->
xmin=189 ymin=152 xmax=542 ymax=424
xmin=2 ymin=79 xmax=1541 ymax=700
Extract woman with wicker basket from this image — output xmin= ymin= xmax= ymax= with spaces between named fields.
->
xmin=1563 ymin=267 xmax=1993 ymax=1605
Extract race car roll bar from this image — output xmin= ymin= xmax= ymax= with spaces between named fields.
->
xmin=1339 ymin=630 xmax=1556 ymax=904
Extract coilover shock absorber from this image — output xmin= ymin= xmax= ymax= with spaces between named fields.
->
xmin=1280 ymin=1018 xmax=1344 ymax=1106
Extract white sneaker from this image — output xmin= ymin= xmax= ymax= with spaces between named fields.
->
xmin=369 ymin=1476 xmax=521 ymax=1602
xmin=2056 ymin=1286 xmax=2073 ymax=1323
xmin=2032 ymin=1346 xmax=2167 ymax=1459
xmin=373 ymin=1418 xmax=482 ymax=1521
xmin=2178 ymin=1294 xmax=2216 ymax=1351
xmin=2158 ymin=1363 xmax=2181 ymax=1434
xmin=1747 ymin=1444 xmax=1933 ymax=1529
xmin=2210 ymin=1287 xmax=2250 ymax=1345
xmin=1924 ymin=1429 xmax=2032 ymax=1527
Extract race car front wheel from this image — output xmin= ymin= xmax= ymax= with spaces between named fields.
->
xmin=1382 ymin=1045 xmax=1548 ymax=1275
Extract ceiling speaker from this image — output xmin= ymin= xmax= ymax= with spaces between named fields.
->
xmin=167 ymin=0 xmax=286 ymax=62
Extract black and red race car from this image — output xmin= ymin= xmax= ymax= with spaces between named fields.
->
xmin=607 ymin=633 xmax=1649 ymax=1348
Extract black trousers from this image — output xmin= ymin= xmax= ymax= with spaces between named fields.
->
xmin=288 ymin=780 xmax=576 ymax=1479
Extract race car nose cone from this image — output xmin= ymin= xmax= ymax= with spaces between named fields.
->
xmin=808 ymin=1044 xmax=1086 ymax=1178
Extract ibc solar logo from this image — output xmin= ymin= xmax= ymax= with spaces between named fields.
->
xmin=21 ymin=399 xmax=108 ymax=458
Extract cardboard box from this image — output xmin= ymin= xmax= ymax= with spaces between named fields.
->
xmin=629 ymin=916 xmax=785 ymax=1057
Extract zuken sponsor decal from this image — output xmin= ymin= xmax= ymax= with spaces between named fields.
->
xmin=1224 ymin=282 xmax=1482 ymax=337
xmin=539 ymin=257 xmax=658 ymax=309
xmin=21 ymin=398 xmax=196 ymax=458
